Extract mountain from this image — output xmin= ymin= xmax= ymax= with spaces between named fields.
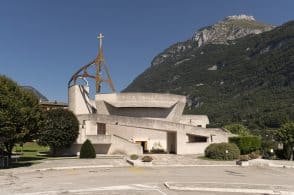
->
xmin=151 ymin=15 xmax=273 ymax=67
xmin=22 ymin=86 xmax=48 ymax=102
xmin=124 ymin=16 xmax=294 ymax=132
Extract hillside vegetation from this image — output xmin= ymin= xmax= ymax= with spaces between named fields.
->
xmin=125 ymin=20 xmax=294 ymax=134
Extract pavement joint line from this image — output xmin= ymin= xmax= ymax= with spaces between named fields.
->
xmin=165 ymin=181 xmax=293 ymax=187
xmin=6 ymin=164 xmax=238 ymax=174
xmin=16 ymin=184 xmax=166 ymax=195
xmin=5 ymin=162 xmax=294 ymax=175
xmin=5 ymin=165 xmax=128 ymax=174
xmin=153 ymin=164 xmax=237 ymax=167
xmin=164 ymin=182 xmax=294 ymax=195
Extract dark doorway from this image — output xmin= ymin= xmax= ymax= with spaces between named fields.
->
xmin=167 ymin=132 xmax=176 ymax=154
xmin=136 ymin=141 xmax=148 ymax=153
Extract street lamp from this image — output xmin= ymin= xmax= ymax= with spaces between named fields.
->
xmin=225 ymin=150 xmax=229 ymax=160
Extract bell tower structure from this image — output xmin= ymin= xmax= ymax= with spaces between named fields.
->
xmin=68 ymin=33 xmax=116 ymax=94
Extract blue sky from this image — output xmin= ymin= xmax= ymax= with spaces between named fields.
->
xmin=1 ymin=0 xmax=294 ymax=102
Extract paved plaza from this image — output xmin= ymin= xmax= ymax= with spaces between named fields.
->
xmin=1 ymin=157 xmax=294 ymax=195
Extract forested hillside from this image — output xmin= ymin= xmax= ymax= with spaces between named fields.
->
xmin=125 ymin=20 xmax=294 ymax=134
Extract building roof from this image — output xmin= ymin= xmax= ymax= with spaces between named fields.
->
xmin=40 ymin=101 xmax=68 ymax=107
xmin=95 ymin=92 xmax=186 ymax=108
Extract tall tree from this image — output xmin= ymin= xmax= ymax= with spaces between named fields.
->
xmin=0 ymin=75 xmax=43 ymax=158
xmin=223 ymin=124 xmax=251 ymax=136
xmin=275 ymin=122 xmax=294 ymax=160
xmin=38 ymin=109 xmax=79 ymax=156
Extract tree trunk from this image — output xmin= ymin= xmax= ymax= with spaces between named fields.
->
xmin=291 ymin=147 xmax=294 ymax=161
xmin=4 ymin=143 xmax=13 ymax=159
xmin=51 ymin=147 xmax=57 ymax=157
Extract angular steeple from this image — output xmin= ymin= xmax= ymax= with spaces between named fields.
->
xmin=68 ymin=33 xmax=116 ymax=94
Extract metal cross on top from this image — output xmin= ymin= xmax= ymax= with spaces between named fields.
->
xmin=68 ymin=33 xmax=116 ymax=94
xmin=97 ymin=33 xmax=104 ymax=50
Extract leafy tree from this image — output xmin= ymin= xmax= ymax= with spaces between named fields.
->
xmin=80 ymin=139 xmax=96 ymax=158
xmin=38 ymin=109 xmax=79 ymax=156
xmin=275 ymin=122 xmax=294 ymax=160
xmin=229 ymin=136 xmax=261 ymax=154
xmin=0 ymin=75 xmax=43 ymax=158
xmin=262 ymin=112 xmax=289 ymax=128
xmin=223 ymin=124 xmax=251 ymax=136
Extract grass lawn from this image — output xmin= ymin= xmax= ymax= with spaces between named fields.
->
xmin=14 ymin=142 xmax=49 ymax=157
xmin=10 ymin=142 xmax=50 ymax=167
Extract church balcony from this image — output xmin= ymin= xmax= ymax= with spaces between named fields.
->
xmin=85 ymin=135 xmax=112 ymax=144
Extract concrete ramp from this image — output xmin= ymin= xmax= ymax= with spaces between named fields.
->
xmin=108 ymin=135 xmax=143 ymax=155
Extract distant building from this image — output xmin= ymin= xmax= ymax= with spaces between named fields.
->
xmin=39 ymin=101 xmax=68 ymax=111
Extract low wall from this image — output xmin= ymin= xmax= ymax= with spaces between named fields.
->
xmin=67 ymin=143 xmax=111 ymax=155
xmin=176 ymin=130 xmax=230 ymax=155
xmin=108 ymin=135 xmax=143 ymax=155
xmin=106 ymin=124 xmax=167 ymax=152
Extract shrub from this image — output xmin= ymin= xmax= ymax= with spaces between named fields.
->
xmin=229 ymin=136 xmax=261 ymax=155
xmin=239 ymin=155 xmax=250 ymax=161
xmin=141 ymin=155 xmax=153 ymax=162
xmin=248 ymin=151 xmax=260 ymax=159
xmin=130 ymin=154 xmax=139 ymax=160
xmin=80 ymin=139 xmax=96 ymax=158
xmin=223 ymin=124 xmax=251 ymax=136
xmin=205 ymin=143 xmax=240 ymax=160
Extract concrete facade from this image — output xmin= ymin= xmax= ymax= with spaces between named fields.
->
xmin=68 ymin=84 xmax=233 ymax=155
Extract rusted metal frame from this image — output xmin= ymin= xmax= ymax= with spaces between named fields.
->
xmin=68 ymin=60 xmax=95 ymax=87
xmin=101 ymin=59 xmax=116 ymax=92
xmin=68 ymin=37 xmax=116 ymax=94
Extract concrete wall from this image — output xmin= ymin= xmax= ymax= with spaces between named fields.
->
xmin=176 ymin=129 xmax=230 ymax=155
xmin=68 ymin=85 xmax=96 ymax=115
xmin=106 ymin=124 xmax=167 ymax=152
xmin=108 ymin=135 xmax=142 ymax=155
xmin=95 ymin=93 xmax=186 ymax=108
xmin=180 ymin=115 xmax=210 ymax=127
xmin=76 ymin=113 xmax=232 ymax=154
xmin=69 ymin=144 xmax=111 ymax=155
xmin=69 ymin=135 xmax=142 ymax=155
xmin=105 ymin=104 xmax=172 ymax=119
xmin=95 ymin=93 xmax=186 ymax=122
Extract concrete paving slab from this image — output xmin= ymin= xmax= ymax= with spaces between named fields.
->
xmin=1 ymin=166 xmax=294 ymax=195
xmin=150 ymin=154 xmax=236 ymax=166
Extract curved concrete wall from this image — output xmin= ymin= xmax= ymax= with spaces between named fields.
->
xmin=68 ymin=85 xmax=96 ymax=115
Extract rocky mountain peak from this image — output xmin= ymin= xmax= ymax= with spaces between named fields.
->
xmin=192 ymin=14 xmax=274 ymax=47
xmin=151 ymin=15 xmax=274 ymax=66
xmin=224 ymin=14 xmax=256 ymax=21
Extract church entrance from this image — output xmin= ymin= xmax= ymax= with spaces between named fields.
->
xmin=136 ymin=141 xmax=148 ymax=153
xmin=167 ymin=132 xmax=177 ymax=154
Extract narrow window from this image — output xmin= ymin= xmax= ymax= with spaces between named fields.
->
xmin=187 ymin=134 xmax=208 ymax=143
xmin=97 ymin=123 xmax=106 ymax=135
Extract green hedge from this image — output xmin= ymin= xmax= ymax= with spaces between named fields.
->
xmin=80 ymin=139 xmax=96 ymax=159
xmin=205 ymin=143 xmax=240 ymax=160
xmin=229 ymin=136 xmax=261 ymax=155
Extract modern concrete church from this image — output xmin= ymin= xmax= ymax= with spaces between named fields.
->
xmin=67 ymin=34 xmax=232 ymax=155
